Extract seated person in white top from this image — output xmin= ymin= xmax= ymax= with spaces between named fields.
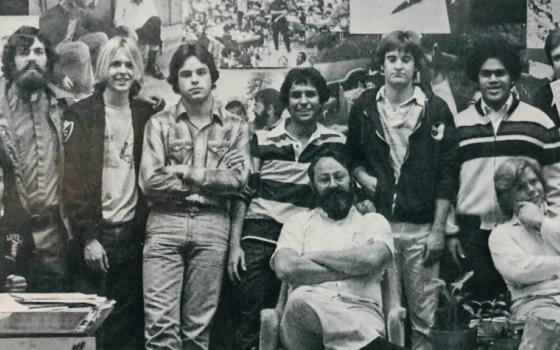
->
xmin=271 ymin=152 xmax=405 ymax=350
xmin=489 ymin=157 xmax=560 ymax=326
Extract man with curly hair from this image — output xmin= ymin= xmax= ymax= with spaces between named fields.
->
xmin=0 ymin=25 xmax=73 ymax=292
xmin=448 ymin=36 xmax=560 ymax=302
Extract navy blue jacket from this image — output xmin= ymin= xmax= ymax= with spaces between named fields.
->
xmin=346 ymin=87 xmax=459 ymax=224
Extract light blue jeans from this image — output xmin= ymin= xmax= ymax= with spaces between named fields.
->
xmin=143 ymin=209 xmax=229 ymax=350
xmin=392 ymin=222 xmax=439 ymax=350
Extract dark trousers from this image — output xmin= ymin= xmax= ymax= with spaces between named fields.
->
xmin=271 ymin=21 xmax=291 ymax=52
xmin=457 ymin=217 xmax=507 ymax=302
xmin=69 ymin=222 xmax=144 ymax=350
xmin=232 ymin=220 xmax=282 ymax=350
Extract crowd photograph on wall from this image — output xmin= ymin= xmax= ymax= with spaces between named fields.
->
xmin=1 ymin=0 xmax=560 ymax=350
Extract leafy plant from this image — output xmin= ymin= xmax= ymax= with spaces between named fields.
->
xmin=425 ymin=271 xmax=474 ymax=331
xmin=463 ymin=294 xmax=522 ymax=343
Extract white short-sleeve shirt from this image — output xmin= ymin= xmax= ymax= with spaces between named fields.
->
xmin=272 ymin=206 xmax=394 ymax=305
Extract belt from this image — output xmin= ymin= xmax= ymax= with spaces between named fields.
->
xmin=29 ymin=205 xmax=60 ymax=230
xmin=154 ymin=201 xmax=226 ymax=215
xmin=456 ymin=214 xmax=481 ymax=228
xmin=100 ymin=220 xmax=136 ymax=242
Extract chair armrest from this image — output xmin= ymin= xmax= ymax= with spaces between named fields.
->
xmin=259 ymin=282 xmax=290 ymax=350
xmin=387 ymin=305 xmax=406 ymax=346
xmin=260 ymin=308 xmax=281 ymax=350
xmin=274 ymin=282 xmax=289 ymax=314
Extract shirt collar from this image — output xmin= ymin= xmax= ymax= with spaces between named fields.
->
xmin=376 ymin=85 xmax=426 ymax=107
xmin=266 ymin=117 xmax=342 ymax=141
xmin=315 ymin=205 xmax=360 ymax=222
xmin=174 ymin=98 xmax=224 ymax=125
xmin=480 ymin=93 xmax=513 ymax=116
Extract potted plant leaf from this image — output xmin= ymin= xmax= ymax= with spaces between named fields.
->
xmin=425 ymin=271 xmax=477 ymax=350
xmin=463 ymin=294 xmax=522 ymax=350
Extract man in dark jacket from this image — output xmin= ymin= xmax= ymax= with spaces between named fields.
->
xmin=346 ymin=30 xmax=458 ymax=350
xmin=533 ymin=27 xmax=560 ymax=128
xmin=63 ymin=36 xmax=158 ymax=350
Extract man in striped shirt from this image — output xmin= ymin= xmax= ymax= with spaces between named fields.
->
xmin=448 ymin=36 xmax=560 ymax=302
xmin=228 ymin=67 xmax=346 ymax=350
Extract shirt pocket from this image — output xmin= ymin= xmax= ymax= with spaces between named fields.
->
xmin=207 ymin=140 xmax=230 ymax=167
xmin=167 ymin=139 xmax=193 ymax=164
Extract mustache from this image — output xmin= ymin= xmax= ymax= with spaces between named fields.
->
xmin=23 ymin=61 xmax=46 ymax=73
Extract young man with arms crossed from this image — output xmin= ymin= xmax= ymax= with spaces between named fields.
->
xmin=139 ymin=42 xmax=250 ymax=350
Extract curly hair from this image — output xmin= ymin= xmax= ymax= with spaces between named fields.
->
xmin=466 ymin=36 xmax=523 ymax=82
xmin=167 ymin=42 xmax=219 ymax=94
xmin=1 ymin=26 xmax=57 ymax=85
xmin=279 ymin=67 xmax=330 ymax=106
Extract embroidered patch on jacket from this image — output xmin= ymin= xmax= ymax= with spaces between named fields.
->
xmin=63 ymin=121 xmax=74 ymax=142
xmin=431 ymin=122 xmax=445 ymax=141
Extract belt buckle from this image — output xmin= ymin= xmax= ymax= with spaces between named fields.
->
xmin=186 ymin=204 xmax=201 ymax=216
xmin=30 ymin=212 xmax=48 ymax=229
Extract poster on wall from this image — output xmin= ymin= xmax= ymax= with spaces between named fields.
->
xmin=183 ymin=0 xmax=361 ymax=68
xmin=527 ymin=0 xmax=558 ymax=49
xmin=0 ymin=16 xmax=39 ymax=70
xmin=349 ymin=0 xmax=451 ymax=34
xmin=527 ymin=0 xmax=558 ymax=78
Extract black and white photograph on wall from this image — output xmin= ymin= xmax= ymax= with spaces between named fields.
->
xmin=184 ymin=0 xmax=353 ymax=68
xmin=4 ymin=0 xmax=560 ymax=350
xmin=527 ymin=0 xmax=560 ymax=49
xmin=350 ymin=0 xmax=451 ymax=33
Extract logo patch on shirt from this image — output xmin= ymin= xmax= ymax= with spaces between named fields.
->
xmin=431 ymin=122 xmax=445 ymax=141
xmin=63 ymin=121 xmax=74 ymax=143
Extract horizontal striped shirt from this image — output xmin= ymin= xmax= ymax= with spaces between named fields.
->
xmin=455 ymin=96 xmax=560 ymax=229
xmin=244 ymin=118 xmax=346 ymax=243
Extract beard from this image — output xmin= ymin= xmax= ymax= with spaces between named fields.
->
xmin=13 ymin=62 xmax=47 ymax=94
xmin=318 ymin=187 xmax=353 ymax=220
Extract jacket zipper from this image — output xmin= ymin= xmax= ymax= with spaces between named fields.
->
xmin=391 ymin=102 xmax=428 ymax=216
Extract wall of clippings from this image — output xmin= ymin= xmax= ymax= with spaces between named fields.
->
xmin=0 ymin=0 xmax=548 ymax=127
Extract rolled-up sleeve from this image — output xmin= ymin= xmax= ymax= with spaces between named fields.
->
xmin=139 ymin=117 xmax=192 ymax=200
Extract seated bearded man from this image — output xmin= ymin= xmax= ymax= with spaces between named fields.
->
xmin=271 ymin=152 xmax=405 ymax=350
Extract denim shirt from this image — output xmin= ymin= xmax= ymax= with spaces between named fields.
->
xmin=139 ymin=98 xmax=250 ymax=211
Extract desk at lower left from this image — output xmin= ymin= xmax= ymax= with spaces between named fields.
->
xmin=0 ymin=293 xmax=114 ymax=350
